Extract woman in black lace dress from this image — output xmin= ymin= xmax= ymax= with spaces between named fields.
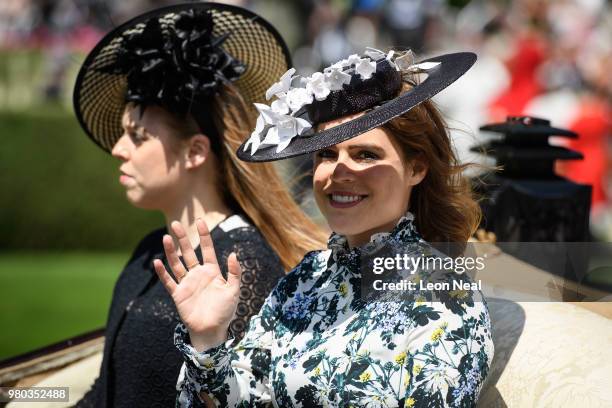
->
xmin=72 ymin=4 xmax=326 ymax=407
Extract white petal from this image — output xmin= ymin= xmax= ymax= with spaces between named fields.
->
xmin=346 ymin=54 xmax=361 ymax=66
xmin=257 ymin=106 xmax=283 ymax=125
xmin=271 ymin=98 xmax=289 ymax=115
xmin=355 ymin=58 xmax=377 ymax=80
xmin=275 ymin=137 xmax=294 ymax=153
xmin=295 ymin=117 xmax=312 ymax=135
xmin=265 ymin=68 xmax=296 ymax=100
xmin=364 ymin=47 xmax=386 ymax=60
xmin=409 ymin=61 xmax=441 ymax=72
xmin=262 ymin=126 xmax=279 ymax=145
xmin=394 ymin=51 xmax=415 ymax=71
xmin=253 ymin=115 xmax=265 ymax=133
xmin=326 ymin=68 xmax=352 ymax=91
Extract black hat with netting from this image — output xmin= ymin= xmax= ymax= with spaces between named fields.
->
xmin=74 ymin=2 xmax=292 ymax=153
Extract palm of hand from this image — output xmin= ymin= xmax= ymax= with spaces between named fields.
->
xmin=153 ymin=218 xmax=242 ymax=344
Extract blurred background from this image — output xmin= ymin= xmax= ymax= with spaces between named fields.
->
xmin=0 ymin=0 xmax=610 ymax=359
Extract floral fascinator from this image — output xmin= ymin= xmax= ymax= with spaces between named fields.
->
xmin=74 ymin=2 xmax=291 ymax=153
xmin=237 ymin=48 xmax=476 ymax=162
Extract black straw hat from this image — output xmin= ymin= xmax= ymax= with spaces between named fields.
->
xmin=237 ymin=50 xmax=476 ymax=162
xmin=74 ymin=2 xmax=291 ymax=153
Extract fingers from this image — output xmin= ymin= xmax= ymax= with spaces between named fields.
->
xmin=153 ymin=259 xmax=177 ymax=294
xmin=226 ymin=252 xmax=242 ymax=289
xmin=163 ymin=234 xmax=187 ymax=282
xmin=196 ymin=218 xmax=218 ymax=266
xmin=171 ymin=221 xmax=200 ymax=270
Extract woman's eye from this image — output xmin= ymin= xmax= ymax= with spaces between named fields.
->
xmin=316 ymin=149 xmax=336 ymax=159
xmin=129 ymin=130 xmax=147 ymax=143
xmin=357 ymin=150 xmax=379 ymax=160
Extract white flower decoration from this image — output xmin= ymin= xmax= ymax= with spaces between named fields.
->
xmin=244 ymin=103 xmax=312 ymax=154
xmin=261 ymin=114 xmax=311 ymax=153
xmin=355 ymin=58 xmax=377 ymax=79
xmin=243 ymin=114 xmax=265 ymax=154
xmin=394 ymin=51 xmax=415 ymax=71
xmin=306 ymin=72 xmax=331 ymax=101
xmin=265 ymin=68 xmax=296 ymax=100
xmin=406 ymin=61 xmax=441 ymax=73
xmin=346 ymin=54 xmax=362 ymax=66
xmin=325 ymin=68 xmax=351 ymax=91
xmin=285 ymin=87 xmax=313 ymax=112
xmin=271 ymin=97 xmax=289 ymax=115
xmin=364 ymin=47 xmax=386 ymax=60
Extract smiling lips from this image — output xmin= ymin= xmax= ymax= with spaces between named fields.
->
xmin=328 ymin=192 xmax=367 ymax=208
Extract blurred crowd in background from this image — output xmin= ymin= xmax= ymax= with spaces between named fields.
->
xmin=1 ymin=0 xmax=611 ymax=237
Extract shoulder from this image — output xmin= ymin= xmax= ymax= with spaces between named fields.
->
xmin=213 ymin=214 xmax=261 ymax=242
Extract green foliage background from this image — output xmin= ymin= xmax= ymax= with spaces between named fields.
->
xmin=0 ymin=50 xmax=163 ymax=359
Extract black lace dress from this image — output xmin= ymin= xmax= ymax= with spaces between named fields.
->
xmin=75 ymin=214 xmax=285 ymax=408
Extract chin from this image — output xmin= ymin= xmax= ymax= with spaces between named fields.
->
xmin=125 ymin=191 xmax=156 ymax=210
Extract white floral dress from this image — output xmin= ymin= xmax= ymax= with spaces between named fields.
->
xmin=175 ymin=214 xmax=494 ymax=407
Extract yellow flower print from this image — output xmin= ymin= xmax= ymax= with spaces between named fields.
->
xmin=412 ymin=364 xmax=422 ymax=375
xmin=449 ymin=289 xmax=468 ymax=299
xmin=359 ymin=371 xmax=372 ymax=382
xmin=395 ymin=352 xmax=407 ymax=365
xmin=202 ymin=358 xmax=214 ymax=369
xmin=405 ymin=397 xmax=416 ymax=407
xmin=338 ymin=282 xmax=348 ymax=297
xmin=431 ymin=327 xmax=444 ymax=342
xmin=314 ymin=367 xmax=321 ymax=376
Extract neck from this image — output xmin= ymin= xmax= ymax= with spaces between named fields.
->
xmin=345 ymin=216 xmax=404 ymax=248
xmin=162 ymin=185 xmax=232 ymax=253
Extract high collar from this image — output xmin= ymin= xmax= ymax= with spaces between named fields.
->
xmin=327 ymin=212 xmax=423 ymax=258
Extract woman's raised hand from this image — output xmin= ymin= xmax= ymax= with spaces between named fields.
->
xmin=153 ymin=219 xmax=242 ymax=352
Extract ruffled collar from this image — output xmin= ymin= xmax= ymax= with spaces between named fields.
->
xmin=327 ymin=212 xmax=423 ymax=257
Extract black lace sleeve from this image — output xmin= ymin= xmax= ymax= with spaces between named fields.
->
xmin=210 ymin=223 xmax=286 ymax=341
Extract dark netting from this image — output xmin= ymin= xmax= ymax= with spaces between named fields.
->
xmin=305 ymin=59 xmax=402 ymax=125
xmin=74 ymin=3 xmax=291 ymax=153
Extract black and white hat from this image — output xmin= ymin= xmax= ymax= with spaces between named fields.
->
xmin=74 ymin=2 xmax=292 ymax=153
xmin=237 ymin=48 xmax=476 ymax=162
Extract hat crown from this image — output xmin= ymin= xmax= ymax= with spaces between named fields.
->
xmin=306 ymin=59 xmax=402 ymax=125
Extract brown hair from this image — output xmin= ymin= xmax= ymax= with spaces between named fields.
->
xmin=164 ymin=85 xmax=327 ymax=270
xmin=383 ymin=82 xmax=481 ymax=245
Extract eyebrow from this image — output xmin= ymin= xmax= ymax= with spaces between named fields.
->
xmin=346 ymin=143 xmax=384 ymax=151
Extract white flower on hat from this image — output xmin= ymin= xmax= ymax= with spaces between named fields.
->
xmin=355 ymin=58 xmax=377 ymax=80
xmin=261 ymin=114 xmax=312 ymax=153
xmin=265 ymin=68 xmax=296 ymax=100
xmin=325 ymin=68 xmax=351 ymax=91
xmin=364 ymin=47 xmax=386 ymax=61
xmin=306 ymin=72 xmax=331 ymax=101
xmin=394 ymin=50 xmax=415 ymax=71
xmin=243 ymin=114 xmax=265 ymax=154
xmin=406 ymin=61 xmax=441 ymax=72
xmin=271 ymin=96 xmax=289 ymax=115
xmin=285 ymin=87 xmax=314 ymax=113
xmin=346 ymin=54 xmax=362 ymax=66
xmin=244 ymin=102 xmax=312 ymax=154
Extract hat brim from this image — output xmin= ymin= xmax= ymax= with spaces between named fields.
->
xmin=74 ymin=2 xmax=292 ymax=153
xmin=237 ymin=52 xmax=477 ymax=162
xmin=480 ymin=123 xmax=578 ymax=138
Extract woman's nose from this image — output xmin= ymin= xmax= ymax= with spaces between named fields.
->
xmin=111 ymin=134 xmax=131 ymax=160
xmin=330 ymin=154 xmax=357 ymax=183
